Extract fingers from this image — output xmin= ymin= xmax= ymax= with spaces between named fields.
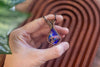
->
xmin=38 ymin=42 xmax=69 ymax=61
xmin=24 ymin=42 xmax=69 ymax=66
xmin=55 ymin=25 xmax=69 ymax=34
xmin=21 ymin=14 xmax=63 ymax=33
xmin=31 ymin=25 xmax=69 ymax=38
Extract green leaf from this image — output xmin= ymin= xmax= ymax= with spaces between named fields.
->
xmin=1 ymin=0 xmax=26 ymax=7
xmin=0 ymin=1 xmax=29 ymax=54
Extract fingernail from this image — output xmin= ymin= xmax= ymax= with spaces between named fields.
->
xmin=63 ymin=28 xmax=69 ymax=33
xmin=58 ymin=15 xmax=63 ymax=20
xmin=56 ymin=42 xmax=69 ymax=56
xmin=62 ymin=42 xmax=69 ymax=51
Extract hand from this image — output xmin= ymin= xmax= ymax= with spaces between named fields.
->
xmin=4 ymin=14 xmax=69 ymax=67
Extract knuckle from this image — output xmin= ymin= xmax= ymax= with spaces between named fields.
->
xmin=34 ymin=18 xmax=44 ymax=26
xmin=9 ymin=28 xmax=22 ymax=39
xmin=10 ymin=29 xmax=18 ymax=36
xmin=10 ymin=30 xmax=17 ymax=37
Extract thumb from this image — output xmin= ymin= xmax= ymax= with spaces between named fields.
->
xmin=40 ymin=42 xmax=69 ymax=61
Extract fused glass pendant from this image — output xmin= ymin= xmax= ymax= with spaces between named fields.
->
xmin=48 ymin=27 xmax=61 ymax=45
xmin=43 ymin=15 xmax=61 ymax=45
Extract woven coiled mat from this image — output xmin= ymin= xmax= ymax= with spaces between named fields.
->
xmin=22 ymin=0 xmax=100 ymax=67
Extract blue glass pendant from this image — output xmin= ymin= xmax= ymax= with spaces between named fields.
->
xmin=48 ymin=27 xmax=61 ymax=45
xmin=43 ymin=15 xmax=61 ymax=45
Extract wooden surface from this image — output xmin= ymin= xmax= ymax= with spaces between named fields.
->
xmin=0 ymin=55 xmax=5 ymax=67
xmin=22 ymin=0 xmax=100 ymax=67
xmin=92 ymin=45 xmax=100 ymax=67
xmin=0 ymin=0 xmax=100 ymax=67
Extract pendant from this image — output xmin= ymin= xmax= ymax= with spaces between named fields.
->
xmin=48 ymin=27 xmax=61 ymax=45
xmin=43 ymin=15 xmax=61 ymax=45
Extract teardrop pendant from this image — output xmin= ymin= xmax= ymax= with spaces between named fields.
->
xmin=43 ymin=15 xmax=61 ymax=45
xmin=48 ymin=27 xmax=61 ymax=45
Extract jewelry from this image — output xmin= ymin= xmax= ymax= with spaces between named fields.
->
xmin=43 ymin=14 xmax=61 ymax=45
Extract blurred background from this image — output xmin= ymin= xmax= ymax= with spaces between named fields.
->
xmin=0 ymin=0 xmax=100 ymax=67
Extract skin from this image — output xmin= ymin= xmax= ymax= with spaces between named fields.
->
xmin=4 ymin=14 xmax=69 ymax=67
xmin=15 ymin=0 xmax=33 ymax=12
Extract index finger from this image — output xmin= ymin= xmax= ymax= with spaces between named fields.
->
xmin=21 ymin=14 xmax=63 ymax=33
